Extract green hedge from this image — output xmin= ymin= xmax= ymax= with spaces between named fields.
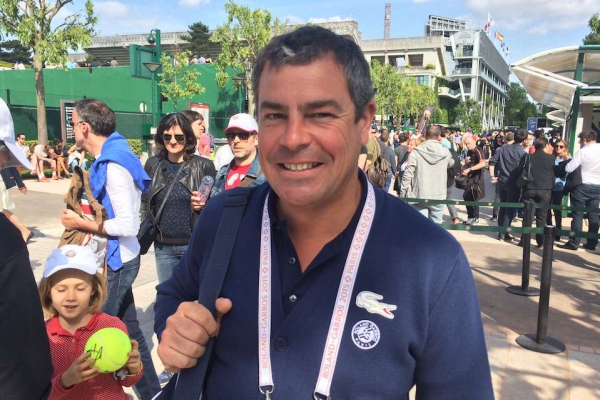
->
xmin=127 ymin=139 xmax=142 ymax=156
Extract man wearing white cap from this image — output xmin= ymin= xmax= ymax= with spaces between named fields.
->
xmin=0 ymin=97 xmax=53 ymax=399
xmin=209 ymin=113 xmax=265 ymax=197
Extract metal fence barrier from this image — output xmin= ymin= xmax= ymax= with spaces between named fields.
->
xmin=402 ymin=197 xmax=599 ymax=354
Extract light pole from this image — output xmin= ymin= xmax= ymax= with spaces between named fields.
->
xmin=146 ymin=29 xmax=162 ymax=126
xmin=143 ymin=62 xmax=161 ymax=127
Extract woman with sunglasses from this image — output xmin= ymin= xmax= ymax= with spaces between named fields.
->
xmin=143 ymin=113 xmax=215 ymax=385
xmin=141 ymin=113 xmax=216 ymax=284
xmin=548 ymin=139 xmax=570 ymax=240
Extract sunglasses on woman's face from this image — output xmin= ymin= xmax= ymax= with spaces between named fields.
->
xmin=556 ymin=145 xmax=565 ymax=149
xmin=163 ymin=134 xmax=185 ymax=143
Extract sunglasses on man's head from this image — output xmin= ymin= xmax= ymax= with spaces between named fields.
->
xmin=163 ymin=134 xmax=185 ymax=143
xmin=225 ymin=131 xmax=253 ymax=141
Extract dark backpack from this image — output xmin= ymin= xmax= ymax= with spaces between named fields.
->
xmin=367 ymin=155 xmax=392 ymax=189
xmin=516 ymin=154 xmax=534 ymax=189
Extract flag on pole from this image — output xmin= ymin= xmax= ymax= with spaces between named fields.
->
xmin=483 ymin=13 xmax=495 ymax=33
xmin=495 ymin=30 xmax=504 ymax=41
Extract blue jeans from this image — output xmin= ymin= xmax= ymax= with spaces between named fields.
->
xmin=103 ymin=256 xmax=161 ymax=399
xmin=385 ymin=172 xmax=393 ymax=193
xmin=446 ymin=186 xmax=459 ymax=220
xmin=154 ymin=243 xmax=188 ymax=284
xmin=568 ymin=184 xmax=600 ymax=248
xmin=498 ymin=181 xmax=521 ymax=229
xmin=70 ymin=160 xmax=87 ymax=170
xmin=415 ymin=203 xmax=444 ymax=224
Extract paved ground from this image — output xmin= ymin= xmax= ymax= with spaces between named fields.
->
xmin=13 ymin=176 xmax=600 ymax=400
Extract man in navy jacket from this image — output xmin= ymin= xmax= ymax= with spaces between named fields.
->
xmin=154 ymin=26 xmax=494 ymax=399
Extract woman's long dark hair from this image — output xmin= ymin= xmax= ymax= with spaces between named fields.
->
xmin=154 ymin=113 xmax=197 ymax=161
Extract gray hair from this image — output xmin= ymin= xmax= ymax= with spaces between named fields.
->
xmin=252 ymin=25 xmax=374 ymax=122
xmin=73 ymin=99 xmax=116 ymax=137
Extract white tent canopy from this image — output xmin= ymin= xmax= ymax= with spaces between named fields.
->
xmin=511 ymin=46 xmax=587 ymax=113
xmin=511 ymin=46 xmax=600 ymax=114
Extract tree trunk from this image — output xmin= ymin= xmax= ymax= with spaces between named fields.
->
xmin=33 ymin=47 xmax=48 ymax=145
xmin=246 ymin=68 xmax=255 ymax=117
xmin=247 ymin=84 xmax=255 ymax=117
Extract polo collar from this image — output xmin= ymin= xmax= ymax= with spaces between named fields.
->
xmin=48 ymin=311 xmax=101 ymax=336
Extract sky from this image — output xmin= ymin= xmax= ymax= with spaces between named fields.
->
xmin=60 ymin=0 xmax=598 ymax=65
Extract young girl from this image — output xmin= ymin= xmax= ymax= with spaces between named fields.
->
xmin=38 ymin=245 xmax=143 ymax=399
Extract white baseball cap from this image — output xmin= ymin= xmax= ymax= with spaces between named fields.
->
xmin=224 ymin=113 xmax=258 ymax=134
xmin=0 ymin=97 xmax=33 ymax=170
xmin=43 ymin=245 xmax=98 ymax=278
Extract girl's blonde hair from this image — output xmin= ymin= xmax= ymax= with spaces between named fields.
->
xmin=38 ymin=271 xmax=107 ymax=320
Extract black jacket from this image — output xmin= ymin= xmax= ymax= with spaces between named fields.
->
xmin=141 ymin=155 xmax=217 ymax=234
xmin=527 ymin=150 xmax=555 ymax=190
xmin=0 ymin=214 xmax=52 ymax=400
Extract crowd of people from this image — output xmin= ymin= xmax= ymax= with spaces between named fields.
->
xmin=363 ymin=123 xmax=599 ymax=250
xmin=1 ymin=25 xmax=599 ymax=400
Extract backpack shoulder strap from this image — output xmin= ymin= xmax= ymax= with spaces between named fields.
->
xmin=172 ymin=188 xmax=251 ymax=400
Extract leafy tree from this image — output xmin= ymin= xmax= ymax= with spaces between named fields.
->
xmin=181 ymin=22 xmax=211 ymax=57
xmin=583 ymin=13 xmax=600 ymax=45
xmin=504 ymin=82 xmax=537 ymax=128
xmin=401 ymin=78 xmax=437 ymax=123
xmin=370 ymin=60 xmax=437 ymax=127
xmin=454 ymin=99 xmax=483 ymax=133
xmin=370 ymin=59 xmax=404 ymax=124
xmin=0 ymin=40 xmax=32 ymax=64
xmin=0 ymin=0 xmax=96 ymax=144
xmin=211 ymin=0 xmax=283 ymax=115
xmin=157 ymin=50 xmax=205 ymax=111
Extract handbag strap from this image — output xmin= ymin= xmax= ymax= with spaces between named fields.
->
xmin=173 ymin=189 xmax=250 ymax=400
xmin=154 ymin=161 xmax=185 ymax=223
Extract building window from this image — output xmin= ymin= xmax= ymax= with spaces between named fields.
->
xmin=414 ymin=75 xmax=429 ymax=86
xmin=408 ymin=54 xmax=423 ymax=67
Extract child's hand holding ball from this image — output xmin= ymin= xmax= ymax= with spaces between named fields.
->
xmin=126 ymin=339 xmax=142 ymax=375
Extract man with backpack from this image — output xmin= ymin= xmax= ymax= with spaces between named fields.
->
xmin=365 ymin=124 xmax=391 ymax=189
xmin=378 ymin=129 xmax=396 ymax=192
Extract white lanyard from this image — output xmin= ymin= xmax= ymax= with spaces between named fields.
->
xmin=258 ymin=182 xmax=376 ymax=399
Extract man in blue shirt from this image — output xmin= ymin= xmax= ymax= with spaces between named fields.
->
xmin=489 ymin=130 xmax=528 ymax=241
xmin=154 ymin=26 xmax=493 ymax=399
